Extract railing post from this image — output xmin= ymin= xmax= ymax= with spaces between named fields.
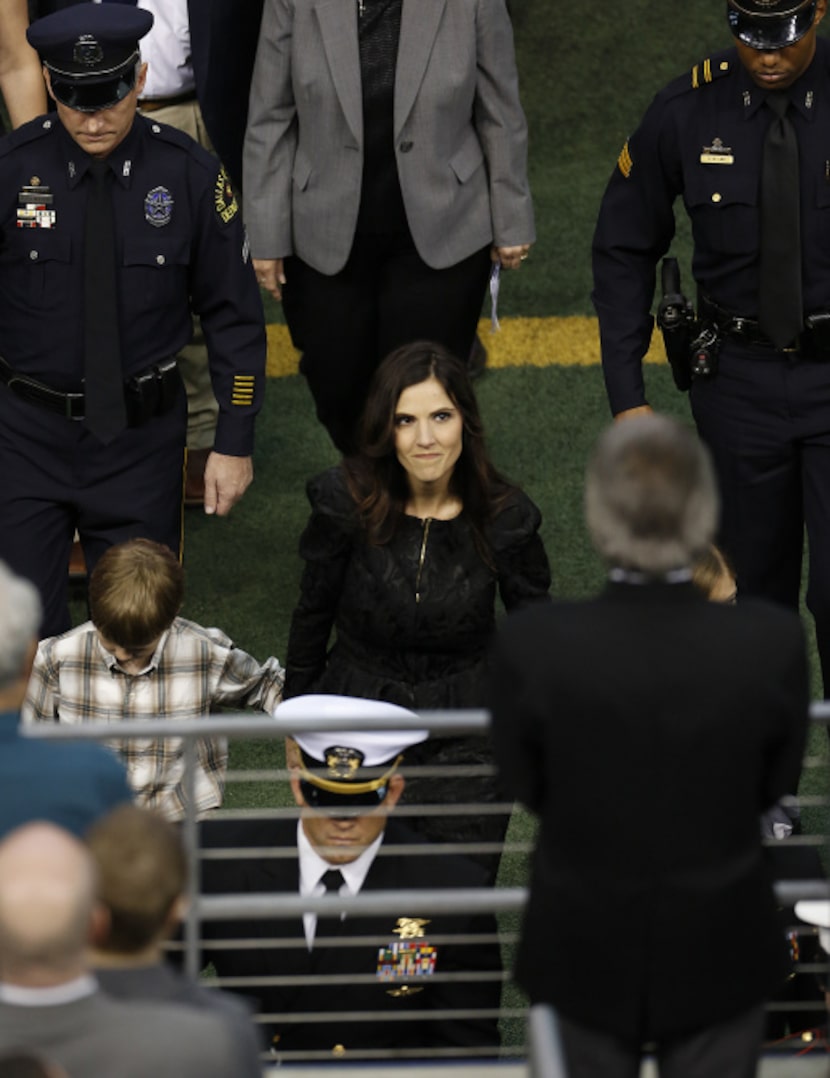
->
xmin=528 ymin=1004 xmax=569 ymax=1078
xmin=182 ymin=735 xmax=200 ymax=981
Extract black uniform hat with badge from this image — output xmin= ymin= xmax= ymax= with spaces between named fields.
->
xmin=27 ymin=2 xmax=153 ymax=113
xmin=276 ymin=695 xmax=428 ymax=809
xmin=727 ymin=0 xmax=818 ymax=50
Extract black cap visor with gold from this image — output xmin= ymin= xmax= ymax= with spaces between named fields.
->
xmin=48 ymin=52 xmax=139 ymax=112
xmin=727 ymin=0 xmax=817 ymax=49
xmin=298 ymin=748 xmax=403 ymax=810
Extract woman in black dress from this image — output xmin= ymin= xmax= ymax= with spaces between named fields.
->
xmin=285 ymin=341 xmax=550 ymax=881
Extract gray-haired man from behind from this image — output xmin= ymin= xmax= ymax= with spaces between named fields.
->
xmin=0 ymin=561 xmax=131 ymax=838
xmin=490 ymin=414 xmax=810 ymax=1078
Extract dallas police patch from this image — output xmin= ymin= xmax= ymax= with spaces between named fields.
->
xmin=214 ymin=167 xmax=239 ymax=225
xmin=144 ymin=186 xmax=174 ymax=228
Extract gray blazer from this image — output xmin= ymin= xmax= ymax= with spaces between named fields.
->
xmin=244 ymin=0 xmax=534 ymax=272
xmin=95 ymin=962 xmax=263 ymax=1078
xmin=0 ymin=991 xmax=243 ymax=1077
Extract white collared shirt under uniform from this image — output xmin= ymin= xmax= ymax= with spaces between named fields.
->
xmin=296 ymin=821 xmax=384 ymax=949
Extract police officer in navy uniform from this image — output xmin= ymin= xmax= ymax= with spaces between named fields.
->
xmin=592 ymin=0 xmax=830 ymax=694
xmin=0 ymin=2 xmax=265 ymax=636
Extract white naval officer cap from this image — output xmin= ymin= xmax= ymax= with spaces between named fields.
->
xmin=275 ymin=694 xmax=428 ymax=807
xmin=794 ymin=900 xmax=830 ymax=954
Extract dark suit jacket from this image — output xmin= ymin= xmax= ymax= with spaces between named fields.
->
xmin=198 ymin=816 xmax=502 ymax=1059
xmin=0 ymin=710 xmax=131 ymax=839
xmin=0 ymin=990 xmax=240 ymax=1077
xmin=488 ymin=581 xmax=810 ymax=1044
xmin=94 ymin=961 xmax=263 ymax=1078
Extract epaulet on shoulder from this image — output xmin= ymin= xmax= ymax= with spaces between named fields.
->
xmin=663 ymin=53 xmax=733 ymax=101
xmin=142 ymin=115 xmax=217 ymax=173
xmin=0 ymin=115 xmax=54 ymax=160
xmin=143 ymin=115 xmax=196 ymax=150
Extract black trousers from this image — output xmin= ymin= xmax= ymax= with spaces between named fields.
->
xmin=556 ymin=1005 xmax=766 ymax=1078
xmin=0 ymin=383 xmax=186 ymax=637
xmin=691 ymin=342 xmax=830 ymax=693
xmin=282 ymin=233 xmax=492 ymax=454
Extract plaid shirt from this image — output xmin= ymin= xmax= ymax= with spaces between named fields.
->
xmin=22 ymin=617 xmax=285 ymax=820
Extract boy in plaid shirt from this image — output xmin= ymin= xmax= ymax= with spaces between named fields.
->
xmin=23 ymin=538 xmax=284 ymax=819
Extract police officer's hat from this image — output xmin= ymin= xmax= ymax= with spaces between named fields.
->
xmin=276 ymin=695 xmax=428 ymax=809
xmin=727 ymin=0 xmax=818 ymax=50
xmin=27 ymin=2 xmax=153 ymax=113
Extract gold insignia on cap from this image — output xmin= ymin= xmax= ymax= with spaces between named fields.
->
xmin=300 ymin=750 xmax=404 ymax=796
xmin=231 ymin=374 xmax=255 ymax=406
xmin=394 ymin=917 xmax=430 ymax=940
xmin=617 ymin=140 xmax=633 ymax=179
xmin=325 ymin=745 xmax=364 ymax=779
xmin=30 ymin=177 xmax=40 ymax=187
xmin=214 ymin=166 xmax=238 ymax=225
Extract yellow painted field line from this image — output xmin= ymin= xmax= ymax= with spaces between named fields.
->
xmin=265 ymin=316 xmax=667 ymax=378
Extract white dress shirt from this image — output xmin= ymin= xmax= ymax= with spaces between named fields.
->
xmin=138 ymin=0 xmax=195 ymax=99
xmin=0 ymin=974 xmax=97 ymax=1006
xmin=296 ymin=821 xmax=384 ymax=950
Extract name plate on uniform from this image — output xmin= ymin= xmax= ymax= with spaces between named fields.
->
xmin=700 ymin=139 xmax=734 ymax=166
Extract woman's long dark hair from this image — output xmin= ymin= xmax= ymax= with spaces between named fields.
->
xmin=342 ymin=341 xmax=513 ymax=559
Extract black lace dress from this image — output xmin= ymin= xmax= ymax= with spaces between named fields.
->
xmin=285 ymin=466 xmax=551 ymax=879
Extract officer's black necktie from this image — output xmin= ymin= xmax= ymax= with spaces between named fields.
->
xmin=315 ymin=868 xmax=345 ymax=940
xmin=758 ymin=93 xmax=803 ymax=350
xmin=83 ymin=159 xmax=127 ymax=443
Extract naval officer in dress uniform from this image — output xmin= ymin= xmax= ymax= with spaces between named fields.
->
xmin=0 ymin=3 xmax=265 ymax=636
xmin=198 ymin=694 xmax=503 ymax=1062
xmin=592 ymin=0 xmax=830 ymax=696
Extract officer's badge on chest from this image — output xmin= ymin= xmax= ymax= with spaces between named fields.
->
xmin=377 ymin=917 xmax=436 ymax=996
xmin=144 ymin=186 xmax=174 ymax=227
xmin=17 ymin=179 xmax=55 ymax=229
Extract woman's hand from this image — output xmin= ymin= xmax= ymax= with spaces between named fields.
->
xmin=253 ymin=257 xmax=286 ymax=301
xmin=492 ymin=244 xmax=532 ymax=270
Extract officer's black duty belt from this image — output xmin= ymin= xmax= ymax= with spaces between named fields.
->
xmin=699 ymin=296 xmax=830 ymax=357
xmin=0 ymin=355 xmax=180 ymax=426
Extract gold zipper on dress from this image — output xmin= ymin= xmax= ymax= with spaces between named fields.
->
xmin=414 ymin=518 xmax=432 ymax=604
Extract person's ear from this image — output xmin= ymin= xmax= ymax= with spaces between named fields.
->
xmin=289 ymin=774 xmax=306 ymax=808
xmin=88 ymin=901 xmax=111 ymax=948
xmin=285 ymin=737 xmax=302 ymax=771
xmin=168 ymin=893 xmax=188 ymax=924
xmin=135 ymin=61 xmax=148 ymax=98
xmin=382 ymin=773 xmax=405 ymax=810
xmin=43 ymin=67 xmax=56 ymax=104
